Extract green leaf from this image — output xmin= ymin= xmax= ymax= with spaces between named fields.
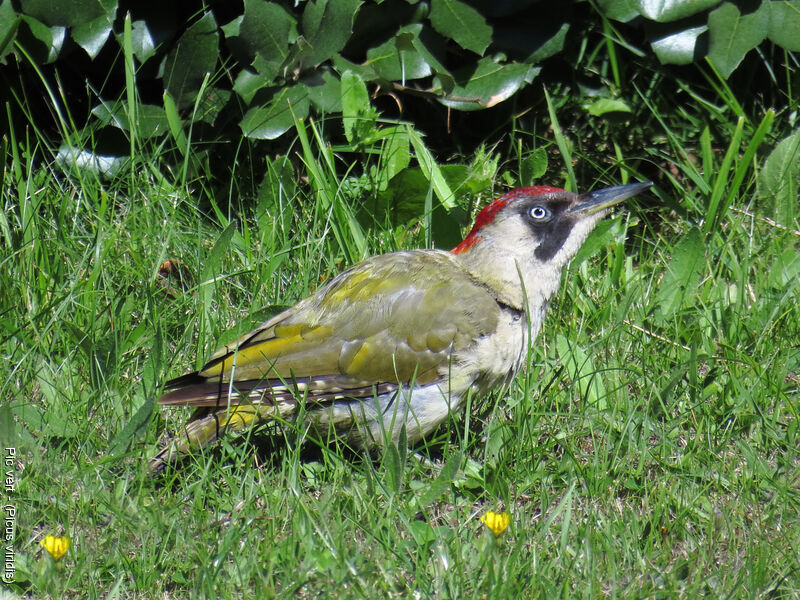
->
xmin=305 ymin=69 xmax=342 ymax=113
xmin=19 ymin=15 xmax=65 ymax=63
xmin=129 ymin=19 xmax=156 ymax=63
xmin=520 ymin=148 xmax=548 ymax=186
xmin=636 ymin=0 xmax=719 ymax=22
xmin=767 ymin=1 xmax=800 ymax=51
xmin=71 ymin=7 xmax=115 ymax=59
xmin=429 ymin=0 xmax=491 ymax=54
xmin=492 ymin=14 xmax=571 ymax=64
xmin=586 ymin=97 xmax=632 ymax=117
xmin=440 ymin=58 xmax=539 ymax=111
xmin=655 ymin=227 xmax=705 ymax=320
xmin=651 ymin=25 xmax=707 ymax=65
xmin=240 ymin=85 xmax=310 ymax=140
xmin=375 ymin=126 xmax=410 ymax=190
xmin=406 ymin=27 xmax=455 ymax=92
xmin=341 ymin=70 xmax=374 ymax=144
xmin=598 ymin=0 xmax=640 ymax=22
xmin=301 ymin=0 xmax=361 ymax=66
xmin=233 ymin=69 xmax=268 ymax=104
xmin=136 ymin=104 xmax=169 ymax=139
xmin=0 ymin=1 xmax=19 ymax=60
xmin=91 ymin=102 xmax=168 ymax=138
xmin=366 ymin=28 xmax=432 ymax=82
xmin=757 ymin=129 xmax=800 ymax=226
xmin=163 ymin=12 xmax=219 ymax=107
xmin=19 ymin=0 xmax=104 ymax=27
xmin=238 ymin=0 xmax=296 ymax=79
xmin=707 ymin=1 xmax=768 ymax=78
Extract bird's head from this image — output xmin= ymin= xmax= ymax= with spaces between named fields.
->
xmin=451 ymin=182 xmax=652 ymax=311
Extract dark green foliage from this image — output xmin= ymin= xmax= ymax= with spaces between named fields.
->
xmin=2 ymin=0 xmax=796 ymax=152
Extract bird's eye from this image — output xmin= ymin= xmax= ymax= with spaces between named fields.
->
xmin=528 ymin=206 xmax=551 ymax=222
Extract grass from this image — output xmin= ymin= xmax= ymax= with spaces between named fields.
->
xmin=2 ymin=60 xmax=799 ymax=599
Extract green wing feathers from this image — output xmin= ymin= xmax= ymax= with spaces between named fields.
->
xmin=167 ymin=250 xmax=500 ymax=395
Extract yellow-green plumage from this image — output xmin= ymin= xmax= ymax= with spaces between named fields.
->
xmin=152 ymin=250 xmax=502 ymax=470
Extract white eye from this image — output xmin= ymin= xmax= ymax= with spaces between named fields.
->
xmin=528 ymin=205 xmax=551 ymax=221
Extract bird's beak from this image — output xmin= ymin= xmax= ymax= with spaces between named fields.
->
xmin=569 ymin=181 xmax=653 ymax=216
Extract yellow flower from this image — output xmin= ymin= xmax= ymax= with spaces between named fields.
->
xmin=40 ymin=535 xmax=70 ymax=560
xmin=480 ymin=511 xmax=511 ymax=536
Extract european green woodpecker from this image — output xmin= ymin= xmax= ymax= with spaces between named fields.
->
xmin=151 ymin=181 xmax=652 ymax=470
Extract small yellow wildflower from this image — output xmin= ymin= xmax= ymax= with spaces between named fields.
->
xmin=40 ymin=535 xmax=70 ymax=560
xmin=480 ymin=511 xmax=511 ymax=536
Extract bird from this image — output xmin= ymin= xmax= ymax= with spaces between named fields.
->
xmin=150 ymin=181 xmax=652 ymax=471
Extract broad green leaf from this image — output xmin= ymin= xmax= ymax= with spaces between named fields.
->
xmin=655 ymin=227 xmax=705 ymax=320
xmin=493 ymin=15 xmax=570 ymax=64
xmin=135 ymin=104 xmax=169 ymax=139
xmin=707 ymin=1 xmax=768 ymax=78
xmin=520 ymin=148 xmax=548 ymax=186
xmin=440 ymin=58 xmax=539 ymax=111
xmin=637 ymin=0 xmax=719 ymax=22
xmin=301 ymin=0 xmax=361 ymax=66
xmin=598 ymin=0 xmax=640 ymax=22
xmin=341 ymin=70 xmax=374 ymax=144
xmin=240 ymin=85 xmax=310 ymax=140
xmin=129 ymin=19 xmax=155 ymax=63
xmin=233 ymin=69 xmax=268 ymax=104
xmin=19 ymin=16 xmax=65 ymax=63
xmin=238 ymin=0 xmax=295 ymax=78
xmin=92 ymin=102 xmax=168 ymax=138
xmin=767 ymin=1 xmax=800 ymax=51
xmin=305 ymin=69 xmax=342 ymax=113
xmin=556 ymin=334 xmax=607 ymax=408
xmin=163 ymin=12 xmax=219 ymax=107
xmin=220 ymin=14 xmax=242 ymax=38
xmin=20 ymin=0 xmax=104 ymax=27
xmin=757 ymin=129 xmax=800 ymax=226
xmin=332 ymin=53 xmax=379 ymax=81
xmin=430 ymin=0 xmax=491 ymax=55
xmin=586 ymin=97 xmax=632 ymax=117
xmin=0 ymin=1 xmax=19 ymax=60
xmin=651 ymin=25 xmax=707 ymax=65
xmin=525 ymin=22 xmax=570 ymax=64
xmin=72 ymin=9 xmax=114 ymax=59
xmin=375 ymin=126 xmax=410 ymax=190
xmin=366 ymin=30 xmax=431 ymax=82
xmin=407 ymin=28 xmax=455 ymax=92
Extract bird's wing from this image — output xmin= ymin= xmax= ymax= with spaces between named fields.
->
xmin=159 ymin=250 xmax=501 ymax=406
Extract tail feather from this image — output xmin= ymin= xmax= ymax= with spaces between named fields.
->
xmin=151 ymin=371 xmax=400 ymax=472
xmin=150 ymin=402 xmax=289 ymax=472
